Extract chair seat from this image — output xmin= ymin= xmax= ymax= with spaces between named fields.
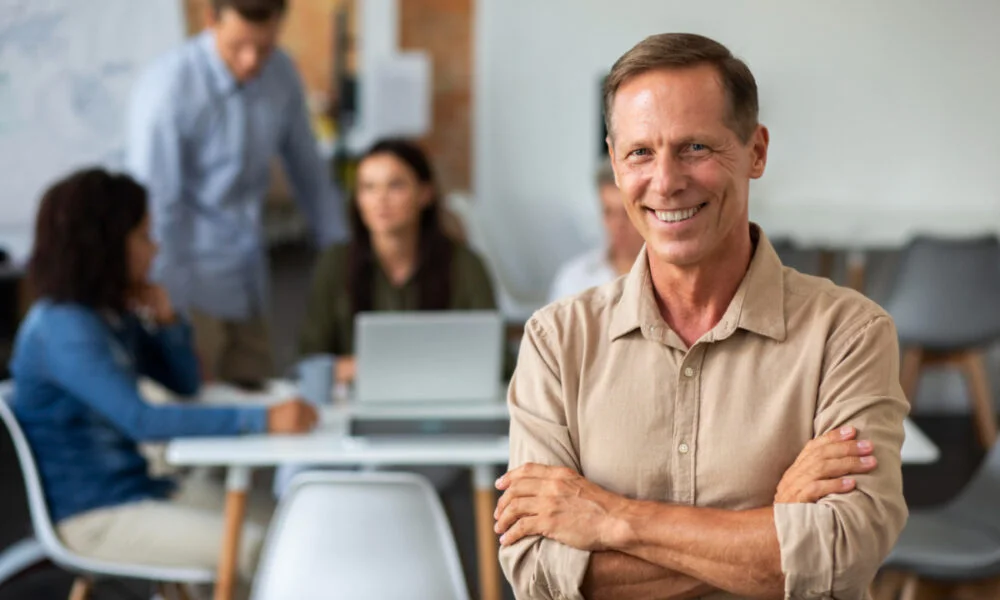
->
xmin=885 ymin=511 xmax=1000 ymax=580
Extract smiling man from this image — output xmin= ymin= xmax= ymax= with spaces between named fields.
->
xmin=496 ymin=33 xmax=908 ymax=599
xmin=126 ymin=0 xmax=347 ymax=388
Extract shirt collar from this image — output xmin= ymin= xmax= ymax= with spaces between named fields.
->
xmin=609 ymin=223 xmax=787 ymax=344
xmin=198 ymin=30 xmax=239 ymax=95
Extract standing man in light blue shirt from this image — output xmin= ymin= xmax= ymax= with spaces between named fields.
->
xmin=126 ymin=0 xmax=347 ymax=388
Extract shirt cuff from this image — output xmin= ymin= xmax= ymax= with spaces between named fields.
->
xmin=536 ymin=538 xmax=591 ymax=600
xmin=236 ymin=407 xmax=269 ymax=435
xmin=773 ymin=502 xmax=836 ymax=598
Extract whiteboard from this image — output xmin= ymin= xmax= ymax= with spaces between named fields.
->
xmin=0 ymin=0 xmax=184 ymax=263
xmin=473 ymin=0 xmax=1000 ymax=306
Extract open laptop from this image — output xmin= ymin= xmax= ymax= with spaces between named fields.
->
xmin=351 ymin=311 xmax=508 ymax=437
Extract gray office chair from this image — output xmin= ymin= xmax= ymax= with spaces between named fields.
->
xmin=875 ymin=441 xmax=1000 ymax=599
xmin=882 ymin=235 xmax=1000 ymax=448
xmin=770 ymin=237 xmax=823 ymax=277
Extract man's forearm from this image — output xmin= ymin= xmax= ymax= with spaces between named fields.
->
xmin=610 ymin=502 xmax=785 ymax=599
xmin=583 ymin=551 xmax=715 ymax=600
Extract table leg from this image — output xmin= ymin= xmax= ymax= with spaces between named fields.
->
xmin=472 ymin=464 xmax=501 ymax=600
xmin=214 ymin=466 xmax=251 ymax=600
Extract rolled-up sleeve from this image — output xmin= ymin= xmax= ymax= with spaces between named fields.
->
xmin=775 ymin=315 xmax=909 ymax=599
xmin=501 ymin=316 xmax=591 ymax=600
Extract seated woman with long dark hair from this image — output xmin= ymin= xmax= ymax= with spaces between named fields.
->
xmin=8 ymin=169 xmax=316 ymax=590
xmin=299 ymin=138 xmax=498 ymax=381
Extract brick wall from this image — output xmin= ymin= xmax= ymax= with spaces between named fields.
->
xmin=400 ymin=0 xmax=472 ymax=192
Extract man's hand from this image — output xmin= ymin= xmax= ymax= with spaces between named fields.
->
xmin=129 ymin=283 xmax=176 ymax=325
xmin=267 ymin=399 xmax=319 ymax=434
xmin=775 ymin=425 xmax=877 ymax=503
xmin=494 ymin=463 xmax=626 ymax=550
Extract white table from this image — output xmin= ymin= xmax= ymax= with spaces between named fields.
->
xmin=168 ymin=382 xmax=940 ymax=600
xmin=163 ymin=381 xmax=510 ymax=600
xmin=191 ymin=380 xmax=940 ymax=463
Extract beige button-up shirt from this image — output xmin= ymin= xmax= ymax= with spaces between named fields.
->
xmin=500 ymin=226 xmax=908 ymax=600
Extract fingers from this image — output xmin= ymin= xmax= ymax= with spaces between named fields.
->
xmin=496 ymin=463 xmax=575 ymax=490
xmin=298 ymin=401 xmax=319 ymax=431
xmin=800 ymin=477 xmax=857 ymax=503
xmin=813 ymin=455 xmax=878 ymax=479
xmin=499 ymin=515 xmax=539 ymax=547
xmin=815 ymin=439 xmax=875 ymax=460
xmin=494 ymin=497 xmax=539 ymax=535
xmin=812 ymin=426 xmax=857 ymax=449
xmin=494 ymin=477 xmax=545 ymax=518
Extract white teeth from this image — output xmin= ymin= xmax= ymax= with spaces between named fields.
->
xmin=654 ymin=204 xmax=703 ymax=223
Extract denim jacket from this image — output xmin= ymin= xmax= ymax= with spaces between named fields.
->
xmin=9 ymin=301 xmax=267 ymax=523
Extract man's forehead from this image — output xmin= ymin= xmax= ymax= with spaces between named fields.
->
xmin=611 ymin=68 xmax=729 ymax=138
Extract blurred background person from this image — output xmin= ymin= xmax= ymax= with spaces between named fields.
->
xmin=548 ymin=159 xmax=645 ymax=302
xmin=9 ymin=169 xmax=316 ymax=597
xmin=125 ymin=0 xmax=347 ymax=389
xmin=298 ymin=138 xmax=497 ymax=383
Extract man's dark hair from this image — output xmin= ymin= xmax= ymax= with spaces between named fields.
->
xmin=29 ymin=168 xmax=148 ymax=313
xmin=211 ymin=0 xmax=287 ymax=22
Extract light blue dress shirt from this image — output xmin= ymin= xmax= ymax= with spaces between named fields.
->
xmin=125 ymin=31 xmax=348 ymax=320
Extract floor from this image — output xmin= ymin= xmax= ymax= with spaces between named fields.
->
xmin=0 ymin=243 xmax=993 ymax=599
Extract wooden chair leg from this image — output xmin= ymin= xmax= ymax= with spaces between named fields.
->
xmin=873 ymin=569 xmax=908 ymax=600
xmin=68 ymin=577 xmax=92 ymax=600
xmin=900 ymin=348 xmax=924 ymax=407
xmin=961 ymin=351 xmax=998 ymax=448
xmin=900 ymin=574 xmax=954 ymax=600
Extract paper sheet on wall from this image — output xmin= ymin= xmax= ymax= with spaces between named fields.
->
xmin=368 ymin=51 xmax=432 ymax=141
xmin=0 ymin=0 xmax=184 ymax=263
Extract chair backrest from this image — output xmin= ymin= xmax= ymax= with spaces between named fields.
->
xmin=251 ymin=471 xmax=469 ymax=600
xmin=884 ymin=235 xmax=1000 ymax=349
xmin=0 ymin=383 xmax=72 ymax=560
xmin=944 ymin=438 xmax=1000 ymax=537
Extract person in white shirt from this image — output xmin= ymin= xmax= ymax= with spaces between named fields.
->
xmin=548 ymin=160 xmax=645 ymax=302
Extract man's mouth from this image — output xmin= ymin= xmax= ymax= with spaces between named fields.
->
xmin=649 ymin=202 xmax=708 ymax=223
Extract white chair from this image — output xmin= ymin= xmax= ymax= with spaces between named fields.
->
xmin=251 ymin=471 xmax=470 ymax=600
xmin=0 ymin=382 xmax=214 ymax=599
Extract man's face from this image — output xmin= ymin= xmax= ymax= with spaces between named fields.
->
xmin=599 ymin=183 xmax=645 ymax=262
xmin=607 ymin=65 xmax=768 ymax=268
xmin=209 ymin=7 xmax=282 ymax=83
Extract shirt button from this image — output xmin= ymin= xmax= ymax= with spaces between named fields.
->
xmin=678 ymin=443 xmax=690 ymax=454
xmin=683 ymin=367 xmax=695 ymax=378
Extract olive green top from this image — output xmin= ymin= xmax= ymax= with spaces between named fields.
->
xmin=299 ymin=241 xmax=498 ymax=357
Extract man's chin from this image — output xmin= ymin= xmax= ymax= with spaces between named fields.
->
xmin=645 ymin=238 xmax=707 ymax=267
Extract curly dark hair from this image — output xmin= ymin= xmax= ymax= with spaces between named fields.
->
xmin=28 ymin=168 xmax=148 ymax=313
xmin=349 ymin=139 xmax=453 ymax=315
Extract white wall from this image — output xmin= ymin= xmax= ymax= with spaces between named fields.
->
xmin=473 ymin=0 xmax=1000 ymax=306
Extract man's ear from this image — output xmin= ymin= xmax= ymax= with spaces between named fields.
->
xmin=749 ymin=124 xmax=769 ymax=179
